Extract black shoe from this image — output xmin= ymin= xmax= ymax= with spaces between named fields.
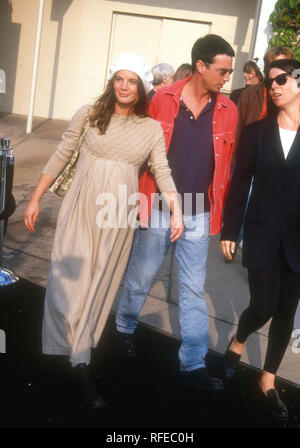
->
xmin=255 ymin=386 xmax=288 ymax=420
xmin=223 ymin=336 xmax=241 ymax=382
xmin=178 ymin=368 xmax=224 ymax=391
xmin=74 ymin=364 xmax=107 ymax=410
xmin=116 ymin=330 xmax=136 ymax=358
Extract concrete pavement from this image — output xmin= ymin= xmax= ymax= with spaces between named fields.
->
xmin=0 ymin=111 xmax=299 ymax=386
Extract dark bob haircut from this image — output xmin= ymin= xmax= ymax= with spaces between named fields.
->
xmin=266 ymin=59 xmax=300 ymax=116
xmin=266 ymin=58 xmax=300 ymax=77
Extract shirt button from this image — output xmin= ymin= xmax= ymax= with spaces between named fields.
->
xmin=190 ymin=116 xmax=193 ymax=120
xmin=216 ymin=136 xmax=219 ymax=140
xmin=216 ymin=153 xmax=220 ymax=157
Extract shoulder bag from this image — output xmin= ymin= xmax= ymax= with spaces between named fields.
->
xmin=49 ymin=118 xmax=90 ymax=197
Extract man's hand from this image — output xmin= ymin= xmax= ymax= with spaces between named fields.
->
xmin=170 ymin=212 xmax=184 ymax=242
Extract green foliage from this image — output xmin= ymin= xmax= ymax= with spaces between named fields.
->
xmin=268 ymin=0 xmax=300 ymax=60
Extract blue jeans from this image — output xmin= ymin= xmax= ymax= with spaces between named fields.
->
xmin=116 ymin=208 xmax=210 ymax=371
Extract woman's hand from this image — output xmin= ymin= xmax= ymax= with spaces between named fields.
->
xmin=220 ymin=240 xmax=236 ymax=262
xmin=23 ymin=174 xmax=54 ymax=232
xmin=170 ymin=212 xmax=184 ymax=242
xmin=24 ymin=200 xmax=40 ymax=232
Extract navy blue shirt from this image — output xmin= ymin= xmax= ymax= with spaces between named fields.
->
xmin=167 ymin=96 xmax=215 ymax=215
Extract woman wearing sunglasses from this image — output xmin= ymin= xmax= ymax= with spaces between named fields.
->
xmin=220 ymin=59 xmax=300 ymax=419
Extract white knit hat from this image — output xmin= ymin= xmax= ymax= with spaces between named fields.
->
xmin=108 ymin=53 xmax=153 ymax=93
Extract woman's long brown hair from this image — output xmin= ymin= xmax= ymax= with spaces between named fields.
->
xmin=89 ymin=75 xmax=149 ymax=134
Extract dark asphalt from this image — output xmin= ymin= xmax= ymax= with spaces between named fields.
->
xmin=0 ymin=278 xmax=299 ymax=430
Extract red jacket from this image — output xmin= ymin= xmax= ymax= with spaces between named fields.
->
xmin=139 ymin=76 xmax=238 ymax=235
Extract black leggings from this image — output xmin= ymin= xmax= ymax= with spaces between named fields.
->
xmin=236 ymin=245 xmax=300 ymax=374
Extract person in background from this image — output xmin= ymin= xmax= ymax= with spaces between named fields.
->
xmin=24 ymin=53 xmax=183 ymax=410
xmin=148 ymin=63 xmax=175 ymax=101
xmin=230 ymin=59 xmax=263 ymax=105
xmin=116 ymin=34 xmax=238 ymax=392
xmin=220 ymin=59 xmax=300 ymax=420
xmin=173 ymin=63 xmax=192 ymax=82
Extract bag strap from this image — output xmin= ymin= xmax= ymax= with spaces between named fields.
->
xmin=76 ymin=115 xmax=90 ymax=153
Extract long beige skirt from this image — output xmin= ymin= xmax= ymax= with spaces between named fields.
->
xmin=42 ymin=152 xmax=137 ymax=364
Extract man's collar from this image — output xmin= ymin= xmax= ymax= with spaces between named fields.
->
xmin=163 ymin=74 xmax=230 ymax=109
xmin=164 ymin=75 xmax=192 ymax=96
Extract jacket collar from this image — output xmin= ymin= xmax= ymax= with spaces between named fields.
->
xmin=262 ymin=115 xmax=284 ymax=163
xmin=164 ymin=74 xmax=229 ymax=109
xmin=262 ymin=115 xmax=300 ymax=165
xmin=163 ymin=75 xmax=191 ymax=102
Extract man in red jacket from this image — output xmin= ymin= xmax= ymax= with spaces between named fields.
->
xmin=116 ymin=35 xmax=238 ymax=391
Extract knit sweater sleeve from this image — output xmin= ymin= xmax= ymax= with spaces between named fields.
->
xmin=147 ymin=120 xmax=176 ymax=193
xmin=42 ymin=104 xmax=90 ymax=179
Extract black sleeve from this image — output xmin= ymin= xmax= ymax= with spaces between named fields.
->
xmin=220 ymin=122 xmax=257 ymax=242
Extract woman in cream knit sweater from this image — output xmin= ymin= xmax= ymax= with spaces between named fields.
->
xmin=24 ymin=53 xmax=183 ymax=409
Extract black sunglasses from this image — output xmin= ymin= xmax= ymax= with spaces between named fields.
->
xmin=265 ymin=73 xmax=292 ymax=89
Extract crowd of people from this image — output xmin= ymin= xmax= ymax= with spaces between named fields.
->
xmin=22 ymin=33 xmax=300 ymax=421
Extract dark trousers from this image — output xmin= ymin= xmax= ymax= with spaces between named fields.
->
xmin=236 ymin=244 xmax=300 ymax=374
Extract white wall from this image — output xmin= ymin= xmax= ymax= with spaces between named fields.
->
xmin=250 ymin=0 xmax=277 ymax=71
xmin=0 ymin=0 xmax=257 ymax=120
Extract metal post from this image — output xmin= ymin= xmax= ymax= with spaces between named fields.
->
xmin=0 ymin=69 xmax=6 ymax=94
xmin=26 ymin=0 xmax=45 ymax=134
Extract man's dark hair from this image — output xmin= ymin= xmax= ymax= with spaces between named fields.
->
xmin=191 ymin=34 xmax=235 ymax=72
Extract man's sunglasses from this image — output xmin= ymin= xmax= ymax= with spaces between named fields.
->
xmin=265 ymin=73 xmax=292 ymax=89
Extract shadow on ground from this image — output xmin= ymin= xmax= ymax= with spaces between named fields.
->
xmin=0 ymin=278 xmax=299 ymax=430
